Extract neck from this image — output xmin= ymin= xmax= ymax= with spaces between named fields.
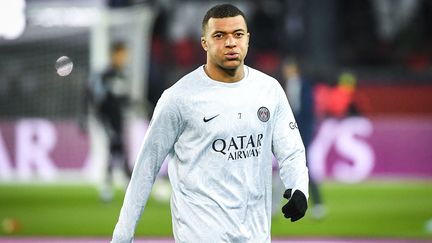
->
xmin=204 ymin=63 xmax=245 ymax=83
xmin=112 ymin=63 xmax=123 ymax=71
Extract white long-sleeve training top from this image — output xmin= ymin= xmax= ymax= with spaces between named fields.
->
xmin=111 ymin=65 xmax=309 ymax=243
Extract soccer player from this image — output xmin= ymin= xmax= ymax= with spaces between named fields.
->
xmin=111 ymin=4 xmax=309 ymax=242
xmin=88 ymin=42 xmax=132 ymax=202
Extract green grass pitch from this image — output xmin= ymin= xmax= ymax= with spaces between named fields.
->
xmin=0 ymin=180 xmax=431 ymax=239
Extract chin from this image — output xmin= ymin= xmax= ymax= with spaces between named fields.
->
xmin=222 ymin=60 xmax=242 ymax=70
xmin=223 ymin=65 xmax=239 ymax=70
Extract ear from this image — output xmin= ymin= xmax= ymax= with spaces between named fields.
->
xmin=247 ymin=32 xmax=250 ymax=47
xmin=201 ymin=37 xmax=208 ymax=51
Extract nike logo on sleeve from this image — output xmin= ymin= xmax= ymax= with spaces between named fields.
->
xmin=203 ymin=114 xmax=220 ymax=122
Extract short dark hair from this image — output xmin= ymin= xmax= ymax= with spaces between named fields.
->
xmin=111 ymin=41 xmax=126 ymax=53
xmin=202 ymin=4 xmax=247 ymax=34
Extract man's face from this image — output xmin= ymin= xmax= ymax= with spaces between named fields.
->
xmin=201 ymin=15 xmax=250 ymax=70
xmin=113 ymin=48 xmax=128 ymax=69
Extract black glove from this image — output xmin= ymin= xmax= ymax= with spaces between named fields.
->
xmin=282 ymin=189 xmax=308 ymax=222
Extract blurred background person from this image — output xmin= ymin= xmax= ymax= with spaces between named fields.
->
xmin=281 ymin=58 xmax=326 ymax=220
xmin=86 ymin=41 xmax=132 ymax=202
xmin=315 ymin=71 xmax=367 ymax=120
xmin=329 ymin=72 xmax=360 ymax=118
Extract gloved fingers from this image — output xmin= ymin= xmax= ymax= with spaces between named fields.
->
xmin=290 ymin=213 xmax=303 ymax=222
xmin=282 ymin=190 xmax=308 ymax=222
xmin=282 ymin=202 xmax=294 ymax=216
xmin=283 ymin=189 xmax=292 ymax=200
xmin=283 ymin=204 xmax=304 ymax=221
xmin=291 ymin=190 xmax=308 ymax=213
xmin=282 ymin=200 xmax=300 ymax=219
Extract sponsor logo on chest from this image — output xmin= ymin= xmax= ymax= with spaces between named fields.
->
xmin=212 ymin=134 xmax=263 ymax=160
xmin=205 ymin=107 xmax=270 ymax=160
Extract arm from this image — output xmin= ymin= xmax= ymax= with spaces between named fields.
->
xmin=272 ymin=83 xmax=309 ymax=200
xmin=111 ymin=90 xmax=182 ymax=243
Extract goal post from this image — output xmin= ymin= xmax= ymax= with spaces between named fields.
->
xmin=0 ymin=2 xmax=156 ymax=184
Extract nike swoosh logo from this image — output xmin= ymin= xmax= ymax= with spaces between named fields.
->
xmin=203 ymin=114 xmax=220 ymax=122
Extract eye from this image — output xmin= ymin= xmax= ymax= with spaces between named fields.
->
xmin=234 ymin=32 xmax=244 ymax=38
xmin=213 ymin=33 xmax=224 ymax=39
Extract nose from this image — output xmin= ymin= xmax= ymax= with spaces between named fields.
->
xmin=225 ymin=34 xmax=236 ymax=47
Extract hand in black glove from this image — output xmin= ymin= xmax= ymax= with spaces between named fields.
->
xmin=282 ymin=189 xmax=308 ymax=222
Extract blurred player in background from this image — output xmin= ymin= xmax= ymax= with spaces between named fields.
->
xmin=281 ymin=58 xmax=326 ymax=220
xmin=86 ymin=42 xmax=132 ymax=202
xmin=112 ymin=4 xmax=309 ymax=242
xmin=315 ymin=71 xmax=363 ymax=119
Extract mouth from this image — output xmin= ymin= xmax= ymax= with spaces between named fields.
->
xmin=225 ymin=52 xmax=239 ymax=60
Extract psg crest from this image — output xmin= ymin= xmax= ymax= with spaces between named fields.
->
xmin=257 ymin=107 xmax=270 ymax=122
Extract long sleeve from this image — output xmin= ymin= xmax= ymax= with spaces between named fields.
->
xmin=111 ymin=90 xmax=182 ymax=243
xmin=272 ymin=84 xmax=309 ymax=199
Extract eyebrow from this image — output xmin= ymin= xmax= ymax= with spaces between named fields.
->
xmin=211 ymin=29 xmax=246 ymax=35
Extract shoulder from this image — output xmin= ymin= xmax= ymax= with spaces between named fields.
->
xmin=246 ymin=66 xmax=284 ymax=99
xmin=167 ymin=66 xmax=203 ymax=91
xmin=247 ymin=66 xmax=281 ymax=88
xmin=102 ymin=67 xmax=116 ymax=77
xmin=159 ymin=66 xmax=203 ymax=104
